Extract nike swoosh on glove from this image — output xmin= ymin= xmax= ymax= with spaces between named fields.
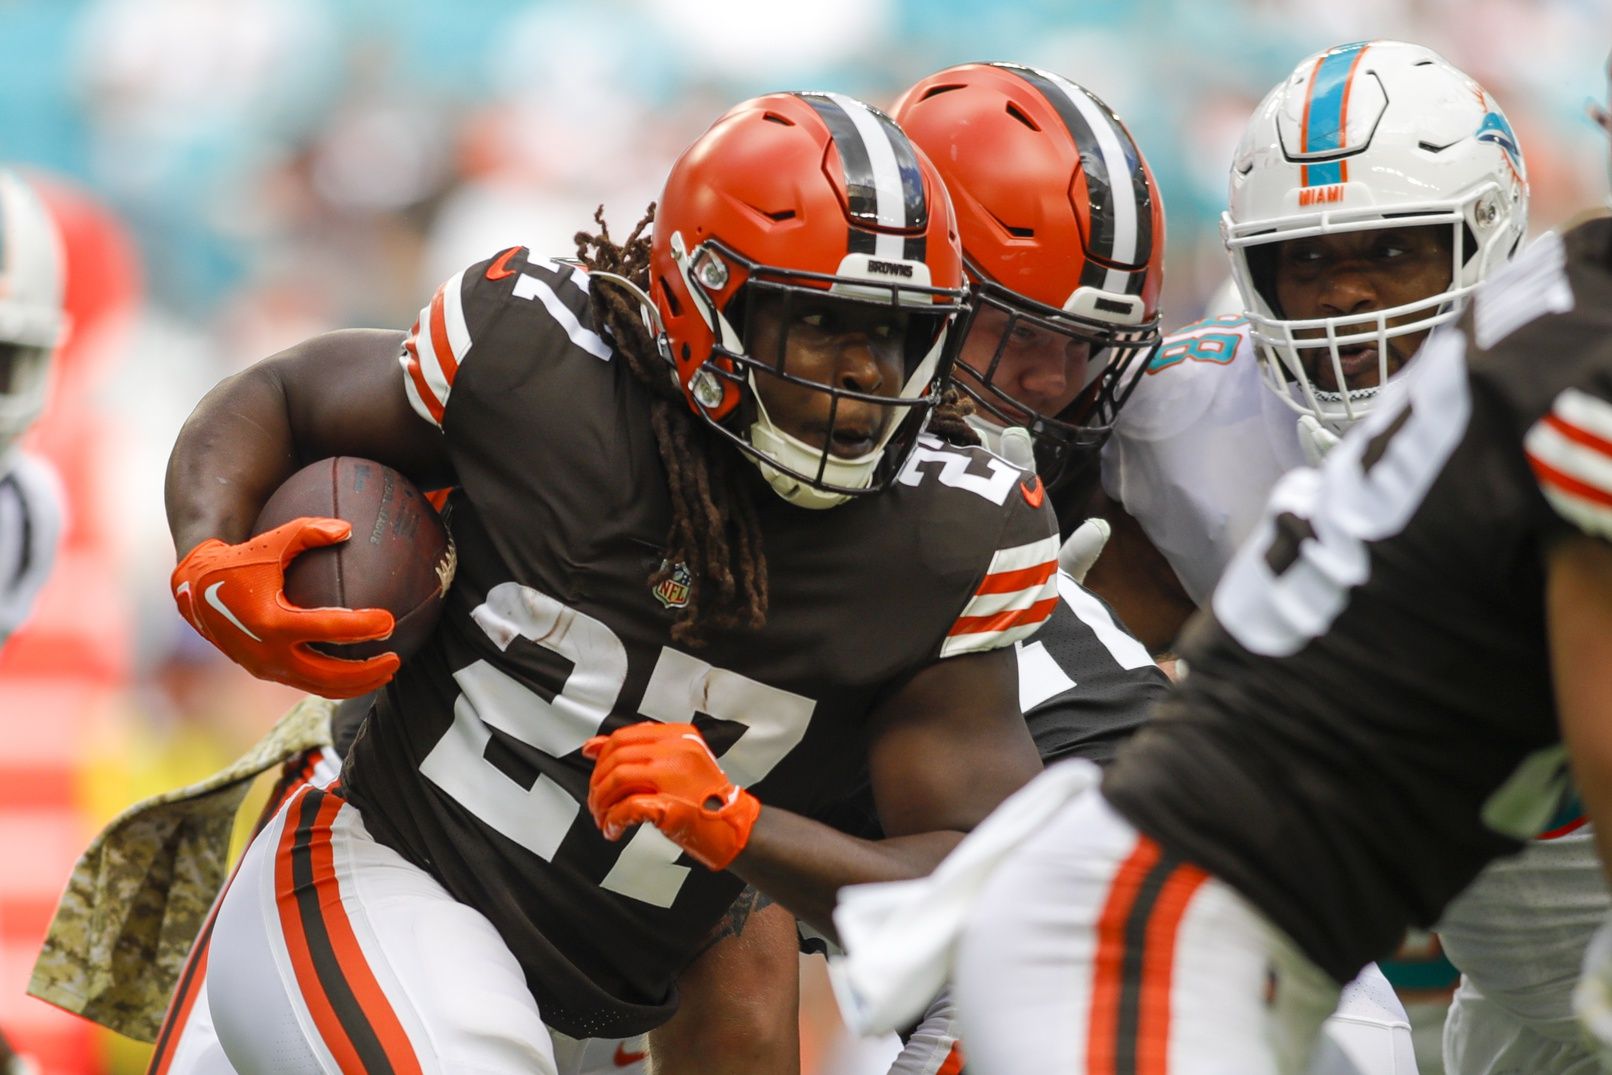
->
xmin=583 ymin=722 xmax=761 ymax=871
xmin=171 ymin=517 xmax=399 ymax=698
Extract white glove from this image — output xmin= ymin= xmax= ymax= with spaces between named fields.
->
xmin=1058 ymin=518 xmax=1111 ymax=584
xmin=995 ymin=427 xmax=1113 ymax=584
xmin=997 ymin=425 xmax=1036 ymax=471
xmin=1297 ymin=414 xmax=1341 ymax=467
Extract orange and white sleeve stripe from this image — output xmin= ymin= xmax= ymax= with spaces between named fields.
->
xmin=941 ymin=534 xmax=1061 ymax=658
xmin=1525 ymin=387 xmax=1612 ymax=542
xmin=400 ymin=269 xmax=472 ymax=428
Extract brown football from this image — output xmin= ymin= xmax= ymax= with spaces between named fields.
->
xmin=253 ymin=457 xmax=455 ymax=660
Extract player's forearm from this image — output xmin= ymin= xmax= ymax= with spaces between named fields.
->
xmin=1548 ymin=535 xmax=1612 ymax=887
xmin=729 ymin=807 xmax=962 ymax=943
xmin=165 ymin=364 xmax=301 ymax=557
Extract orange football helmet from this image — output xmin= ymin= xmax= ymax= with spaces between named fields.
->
xmin=649 ymin=91 xmax=967 ymax=509
xmin=893 ymin=62 xmax=1165 ymax=491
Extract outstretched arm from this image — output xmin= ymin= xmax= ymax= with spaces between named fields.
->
xmin=1548 ymin=533 xmax=1612 ymax=883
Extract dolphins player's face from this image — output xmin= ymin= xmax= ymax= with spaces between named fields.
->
xmin=1271 ymin=225 xmax=1453 ymax=392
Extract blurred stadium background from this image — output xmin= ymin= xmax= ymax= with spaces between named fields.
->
xmin=0 ymin=1 xmax=1607 ymax=1071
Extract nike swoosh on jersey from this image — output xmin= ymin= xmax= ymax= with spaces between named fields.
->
xmin=485 ymin=246 xmax=523 ymax=281
xmin=613 ymin=1042 xmax=647 ymax=1066
xmin=204 ymin=581 xmax=264 ymax=642
xmin=1020 ymin=474 xmax=1045 ymax=508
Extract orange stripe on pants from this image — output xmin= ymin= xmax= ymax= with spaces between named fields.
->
xmin=1135 ymin=860 xmax=1210 ymax=1075
xmin=1088 ymin=839 xmax=1162 ymax=1074
xmin=274 ymin=787 xmax=424 ymax=1075
xmin=1086 ymin=838 xmax=1210 ymax=1075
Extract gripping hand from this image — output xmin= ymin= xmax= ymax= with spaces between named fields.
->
xmin=171 ymin=517 xmax=399 ymax=698
xmin=583 ymin=722 xmax=760 ymax=871
xmin=1296 ymin=414 xmax=1341 ymax=467
xmin=1058 ymin=517 xmax=1112 ymax=584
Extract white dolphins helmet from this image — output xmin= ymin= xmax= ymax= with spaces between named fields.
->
xmin=0 ymin=170 xmax=67 ymax=452
xmin=1223 ymin=41 xmax=1528 ymax=431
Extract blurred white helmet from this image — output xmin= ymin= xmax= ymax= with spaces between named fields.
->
xmin=0 ymin=170 xmax=66 ymax=452
xmin=1223 ymin=41 xmax=1528 ymax=431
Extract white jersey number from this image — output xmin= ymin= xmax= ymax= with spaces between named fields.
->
xmin=420 ymin=581 xmax=816 ymax=908
xmin=897 ymin=437 xmax=1021 ymax=505
xmin=1212 ymin=330 xmax=1470 ymax=657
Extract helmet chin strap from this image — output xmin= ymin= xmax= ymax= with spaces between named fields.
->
xmin=745 ymin=428 xmax=856 ymax=510
xmin=746 ymin=390 xmax=887 ymax=510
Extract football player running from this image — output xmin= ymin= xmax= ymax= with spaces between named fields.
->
xmin=542 ymin=65 xmax=1180 ymax=1075
xmin=1087 ymin=40 xmax=1609 ymax=1075
xmin=45 ymin=66 xmax=1171 ymax=1072
xmin=161 ymin=91 xmax=1062 ymax=1073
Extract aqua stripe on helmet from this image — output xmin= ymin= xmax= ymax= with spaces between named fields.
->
xmin=1301 ymin=42 xmax=1370 ymax=186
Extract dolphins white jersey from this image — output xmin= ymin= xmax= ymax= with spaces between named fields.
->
xmin=1100 ymin=316 xmax=1307 ymax=603
xmin=1437 ymin=826 xmax=1606 ymax=1068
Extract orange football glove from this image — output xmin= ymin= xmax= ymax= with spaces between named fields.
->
xmin=582 ymin=722 xmax=761 ymax=871
xmin=171 ymin=517 xmax=400 ymax=699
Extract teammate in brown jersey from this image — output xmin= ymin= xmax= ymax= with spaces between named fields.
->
xmin=161 ymin=90 xmax=1061 ymax=1073
xmin=837 ymin=70 xmax=1612 ymax=1075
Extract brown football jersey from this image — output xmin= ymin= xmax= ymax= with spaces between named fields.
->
xmin=1104 ymin=217 xmax=1612 ymax=983
xmin=343 ymin=248 xmax=1060 ymax=1037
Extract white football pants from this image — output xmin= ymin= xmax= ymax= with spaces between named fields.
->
xmin=952 ymin=785 xmax=1417 ymax=1074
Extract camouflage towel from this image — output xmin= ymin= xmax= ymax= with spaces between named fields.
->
xmin=27 ymin=695 xmax=335 ymax=1042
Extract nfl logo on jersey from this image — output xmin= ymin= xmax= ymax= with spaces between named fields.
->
xmin=653 ymin=560 xmax=692 ymax=609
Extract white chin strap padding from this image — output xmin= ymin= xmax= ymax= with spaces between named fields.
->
xmin=746 ymin=418 xmax=883 ymax=510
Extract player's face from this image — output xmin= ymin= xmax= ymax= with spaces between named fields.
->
xmin=1272 ymin=225 xmax=1453 ymax=391
xmin=745 ymin=292 xmax=912 ymax=458
xmin=957 ymin=304 xmax=1094 ymax=426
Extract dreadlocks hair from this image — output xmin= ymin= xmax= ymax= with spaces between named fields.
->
xmin=576 ymin=205 xmax=769 ymax=648
xmin=928 ymin=384 xmax=980 ymax=448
